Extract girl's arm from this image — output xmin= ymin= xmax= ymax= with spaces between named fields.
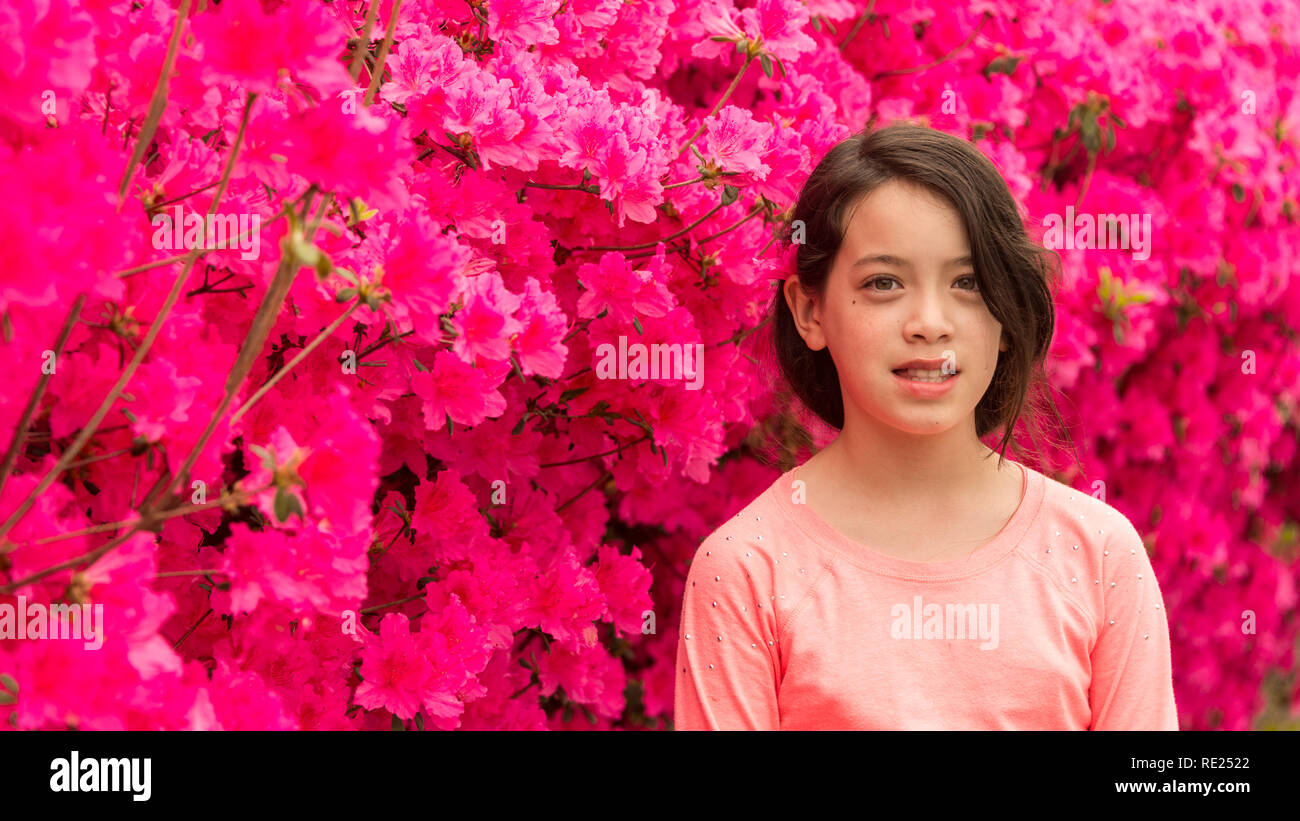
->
xmin=1088 ymin=517 xmax=1179 ymax=730
xmin=673 ymin=535 xmax=781 ymax=730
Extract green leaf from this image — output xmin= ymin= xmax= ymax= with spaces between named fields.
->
xmin=0 ymin=692 xmax=14 ymax=706
xmin=249 ymin=444 xmax=275 ymax=474
xmin=414 ymin=712 xmax=425 ymax=731
xmin=559 ymin=387 xmax=589 ymax=403
xmin=1080 ymin=115 xmax=1101 ymax=153
xmin=335 ymin=288 xmax=357 ymax=303
xmin=721 ymin=185 xmax=739 ymax=206
xmin=1067 ymin=105 xmax=1082 ymax=133
xmin=392 ymin=714 xmax=405 ymax=731
xmin=983 ymin=55 xmax=1022 ymax=79
xmin=0 ymin=674 xmax=17 ymax=695
xmin=272 ymin=488 xmax=304 ymax=523
xmin=632 ymin=316 xmax=643 ymax=335
xmin=511 ymin=415 xmax=527 ymax=435
xmin=1231 ymin=183 xmax=1245 ymax=203
xmin=446 ymin=413 xmax=455 ymax=434
xmin=760 ymin=53 xmax=773 ymax=77
xmin=1104 ymin=125 xmax=1116 ymax=153
xmin=273 ymin=488 xmax=293 ymax=523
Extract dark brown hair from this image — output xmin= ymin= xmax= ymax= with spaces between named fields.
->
xmin=768 ymin=121 xmax=1078 ymax=471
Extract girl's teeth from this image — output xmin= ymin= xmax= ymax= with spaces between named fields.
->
xmin=897 ymin=368 xmax=954 ymax=382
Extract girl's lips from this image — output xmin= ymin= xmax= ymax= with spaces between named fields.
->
xmin=892 ymin=368 xmax=959 ymax=398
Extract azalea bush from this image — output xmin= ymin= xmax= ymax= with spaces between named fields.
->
xmin=0 ymin=0 xmax=1296 ymax=730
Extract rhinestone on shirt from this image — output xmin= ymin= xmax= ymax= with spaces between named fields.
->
xmin=1143 ymin=634 xmax=1149 ymax=640
xmin=1071 ymin=577 xmax=1077 ymax=583
xmin=717 ymin=636 xmax=722 ymax=641
xmin=1111 ymin=582 xmax=1116 ymax=587
xmin=1073 ymin=544 xmax=1079 ymax=550
xmin=1046 ymin=547 xmax=1052 ymax=553
xmin=714 ymin=576 xmax=720 ymax=581
xmin=712 ymin=601 xmax=717 ymax=607
xmin=685 ymin=634 xmax=691 ymax=639
xmin=709 ymin=664 xmax=714 ymax=669
xmin=726 ymin=536 xmax=733 ymax=541
xmin=1109 ymin=620 xmax=1115 ymax=625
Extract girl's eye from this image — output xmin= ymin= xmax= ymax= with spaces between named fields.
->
xmin=863 ymin=276 xmax=979 ymax=292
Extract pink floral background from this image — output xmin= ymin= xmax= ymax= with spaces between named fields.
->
xmin=0 ymin=0 xmax=1296 ymax=730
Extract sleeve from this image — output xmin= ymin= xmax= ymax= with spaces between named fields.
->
xmin=673 ymin=534 xmax=781 ymax=730
xmin=1088 ymin=518 xmax=1179 ymax=730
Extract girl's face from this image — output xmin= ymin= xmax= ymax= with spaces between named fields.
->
xmin=784 ymin=179 xmax=1008 ymax=436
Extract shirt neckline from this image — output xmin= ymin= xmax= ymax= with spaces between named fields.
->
xmin=768 ymin=458 xmax=1046 ymax=580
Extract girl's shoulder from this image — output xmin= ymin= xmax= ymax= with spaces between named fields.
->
xmin=686 ymin=469 xmax=833 ymax=594
xmin=1035 ymin=467 xmax=1147 ymax=548
xmin=1027 ymin=467 xmax=1160 ymax=618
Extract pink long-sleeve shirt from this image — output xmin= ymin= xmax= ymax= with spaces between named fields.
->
xmin=673 ymin=460 xmax=1179 ymax=730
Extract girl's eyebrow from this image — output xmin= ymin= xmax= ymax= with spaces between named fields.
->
xmin=852 ymin=254 xmax=974 ymax=268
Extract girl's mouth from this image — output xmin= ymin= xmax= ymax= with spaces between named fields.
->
xmin=892 ymin=368 xmax=958 ymax=383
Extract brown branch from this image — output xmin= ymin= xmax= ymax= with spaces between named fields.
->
xmin=118 ymin=0 xmax=192 ymax=202
xmin=0 ymin=294 xmax=85 ymax=498
xmin=871 ymin=11 xmax=991 ymax=80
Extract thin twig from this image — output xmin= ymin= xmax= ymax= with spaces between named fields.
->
xmin=676 ymin=53 xmax=755 ymax=160
xmin=229 ymin=301 xmax=360 ymax=426
xmin=118 ymin=0 xmax=192 ymax=202
xmin=871 ymin=11 xmax=991 ymax=79
xmin=0 ymin=295 xmax=85 ymax=498
xmin=363 ymin=0 xmax=404 ymax=106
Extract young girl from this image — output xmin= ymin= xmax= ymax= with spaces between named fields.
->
xmin=673 ymin=123 xmax=1178 ymax=730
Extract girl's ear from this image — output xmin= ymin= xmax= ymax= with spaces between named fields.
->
xmin=784 ymin=275 xmax=827 ymax=351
